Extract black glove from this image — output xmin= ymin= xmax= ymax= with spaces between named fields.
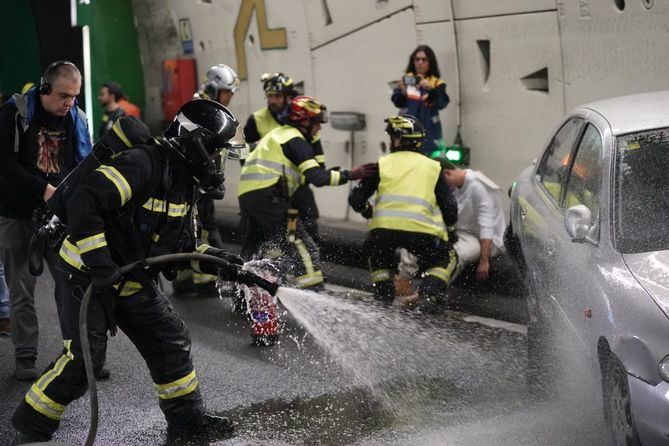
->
xmin=237 ymin=270 xmax=279 ymax=296
xmin=349 ymin=162 xmax=378 ymax=181
xmin=218 ymin=251 xmax=244 ymax=266
xmin=93 ymin=284 xmax=118 ymax=336
xmin=361 ymin=202 xmax=374 ymax=220
xmin=447 ymin=225 xmax=459 ymax=244
xmin=216 ymin=260 xmax=240 ymax=282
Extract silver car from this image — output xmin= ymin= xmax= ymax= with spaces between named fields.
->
xmin=506 ymin=90 xmax=669 ymax=445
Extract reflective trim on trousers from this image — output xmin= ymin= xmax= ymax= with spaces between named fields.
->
xmin=155 ymin=370 xmax=199 ymax=400
xmin=424 ymin=251 xmax=457 ymax=284
xmin=371 ymin=269 xmax=392 ymax=283
xmin=25 ymin=340 xmax=75 ymax=420
xmin=294 ymin=270 xmax=324 ymax=288
xmin=291 ymin=238 xmax=315 ymax=274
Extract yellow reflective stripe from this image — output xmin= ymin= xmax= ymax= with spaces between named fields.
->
xmin=292 ymin=239 xmax=314 ymax=274
xmin=152 ymin=233 xmax=160 ymax=242
xmin=193 ymin=272 xmax=216 ymax=284
xmin=425 ymin=252 xmax=457 ymax=284
xmin=112 ymin=118 xmax=133 ymax=147
xmin=26 ymin=386 xmax=65 ymax=420
xmin=96 ymin=165 xmax=132 ymax=205
xmin=315 ymin=154 xmax=326 ymax=164
xmin=27 ymin=341 xmax=75 ymax=420
xmin=143 ymin=198 xmax=167 ymax=213
xmin=119 ymin=281 xmax=143 ymax=297
xmin=298 ymin=159 xmax=320 ymax=173
xmin=371 ymin=269 xmax=392 ymax=282
xmin=294 ymin=270 xmax=324 ymax=288
xmin=59 ymin=238 xmax=83 ymax=269
xmin=155 ymin=370 xmax=199 ymax=399
xmin=196 ymin=244 xmax=210 ymax=254
xmin=167 ymin=203 xmax=188 ymax=217
xmin=76 ymin=233 xmax=107 ymax=254
xmin=329 ymin=169 xmax=341 ymax=186
xmin=34 ymin=349 xmax=73 ymax=390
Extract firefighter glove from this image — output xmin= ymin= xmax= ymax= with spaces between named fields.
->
xmin=237 ymin=270 xmax=279 ymax=296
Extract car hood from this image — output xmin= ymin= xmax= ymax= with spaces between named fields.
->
xmin=624 ymin=251 xmax=669 ymax=318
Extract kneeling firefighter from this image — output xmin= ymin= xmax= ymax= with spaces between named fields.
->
xmin=11 ymin=99 xmax=274 ymax=444
xmin=348 ymin=115 xmax=459 ymax=310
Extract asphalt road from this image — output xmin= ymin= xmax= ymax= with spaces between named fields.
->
xmin=0 ymin=272 xmax=611 ymax=446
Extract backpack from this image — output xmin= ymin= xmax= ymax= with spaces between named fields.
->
xmin=47 ymin=115 xmax=153 ymax=223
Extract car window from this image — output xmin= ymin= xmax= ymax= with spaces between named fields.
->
xmin=538 ymin=117 xmax=584 ymax=205
xmin=614 ymin=126 xmax=669 ymax=253
xmin=564 ymin=124 xmax=602 ymax=225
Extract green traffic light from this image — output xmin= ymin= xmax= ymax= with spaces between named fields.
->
xmin=445 ymin=149 xmax=463 ymax=162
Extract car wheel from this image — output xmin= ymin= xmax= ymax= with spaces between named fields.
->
xmin=602 ymin=355 xmax=641 ymax=446
xmin=526 ymin=281 xmax=558 ymax=395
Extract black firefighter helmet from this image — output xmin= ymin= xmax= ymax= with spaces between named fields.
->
xmin=384 ymin=114 xmax=425 ymax=151
xmin=164 ymin=99 xmax=247 ymax=192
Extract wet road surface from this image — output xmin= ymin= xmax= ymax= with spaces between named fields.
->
xmin=0 ymin=275 xmax=609 ymax=445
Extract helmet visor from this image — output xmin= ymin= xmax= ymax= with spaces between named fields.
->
xmin=225 ymin=124 xmax=249 ymax=160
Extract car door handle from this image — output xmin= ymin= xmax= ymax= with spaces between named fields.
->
xmin=546 ymin=238 xmax=555 ymax=256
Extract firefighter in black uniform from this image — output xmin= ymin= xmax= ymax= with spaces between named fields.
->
xmin=11 ymin=99 xmax=272 ymax=444
xmin=349 ymin=115 xmax=459 ymax=310
xmin=238 ymin=95 xmax=376 ymax=289
xmin=244 ymin=74 xmax=325 ymax=243
xmin=173 ymin=64 xmax=242 ymax=293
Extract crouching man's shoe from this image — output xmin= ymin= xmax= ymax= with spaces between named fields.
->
xmin=11 ymin=429 xmax=51 ymax=445
xmin=167 ymin=413 xmax=234 ymax=438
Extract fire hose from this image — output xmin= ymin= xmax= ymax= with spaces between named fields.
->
xmin=32 ymin=253 xmax=279 ymax=446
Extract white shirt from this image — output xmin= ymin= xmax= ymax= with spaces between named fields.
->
xmin=453 ymin=170 xmax=506 ymax=249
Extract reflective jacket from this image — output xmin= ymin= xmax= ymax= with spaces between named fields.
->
xmin=58 ymin=142 xmax=220 ymax=296
xmin=369 ymin=151 xmax=450 ymax=240
xmin=237 ymin=125 xmax=346 ymax=199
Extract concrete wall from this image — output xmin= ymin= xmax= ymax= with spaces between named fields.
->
xmin=132 ymin=0 xmax=669 ymax=219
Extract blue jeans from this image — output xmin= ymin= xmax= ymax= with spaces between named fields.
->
xmin=0 ymin=262 xmax=9 ymax=319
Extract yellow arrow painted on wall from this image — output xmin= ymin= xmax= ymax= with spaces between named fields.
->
xmin=234 ymin=0 xmax=288 ymax=80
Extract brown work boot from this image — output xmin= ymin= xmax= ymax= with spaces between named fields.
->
xmin=0 ymin=317 xmax=10 ymax=337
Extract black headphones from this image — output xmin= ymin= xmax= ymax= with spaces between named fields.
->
xmin=39 ymin=60 xmax=77 ymax=95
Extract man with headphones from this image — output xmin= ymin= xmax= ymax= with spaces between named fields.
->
xmin=0 ymin=61 xmax=92 ymax=380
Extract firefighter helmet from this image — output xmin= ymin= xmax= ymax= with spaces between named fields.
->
xmin=384 ymin=114 xmax=425 ymax=150
xmin=284 ymin=95 xmax=328 ymax=124
xmin=203 ymin=64 xmax=240 ymax=98
xmin=164 ymin=99 xmax=246 ymax=192
xmin=261 ymin=72 xmax=295 ymax=95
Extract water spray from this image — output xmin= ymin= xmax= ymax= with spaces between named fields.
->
xmin=27 ymin=252 xmax=280 ymax=446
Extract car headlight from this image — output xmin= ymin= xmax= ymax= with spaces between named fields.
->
xmin=659 ymin=355 xmax=669 ymax=382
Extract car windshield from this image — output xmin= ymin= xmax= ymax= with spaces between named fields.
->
xmin=614 ymin=127 xmax=669 ymax=253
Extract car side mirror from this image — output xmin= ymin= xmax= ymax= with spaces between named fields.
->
xmin=564 ymin=204 xmax=592 ymax=242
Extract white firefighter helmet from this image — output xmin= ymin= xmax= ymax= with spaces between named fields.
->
xmin=203 ymin=64 xmax=240 ymax=98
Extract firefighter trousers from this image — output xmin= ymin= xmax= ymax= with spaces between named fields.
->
xmin=366 ymin=228 xmax=457 ymax=303
xmin=12 ymin=262 xmax=204 ymax=439
xmin=239 ymin=188 xmax=324 ymax=289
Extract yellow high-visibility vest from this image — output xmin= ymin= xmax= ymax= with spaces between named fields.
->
xmin=252 ymin=107 xmax=281 ymax=139
xmin=370 ymin=151 xmax=446 ymax=240
xmin=238 ymin=125 xmax=319 ymax=197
